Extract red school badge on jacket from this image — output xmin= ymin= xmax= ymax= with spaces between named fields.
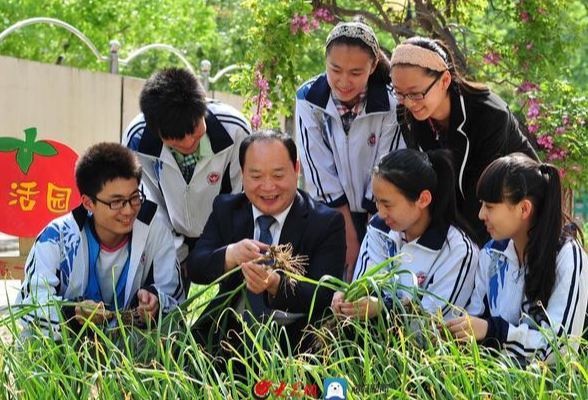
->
xmin=367 ymin=132 xmax=376 ymax=147
xmin=416 ymin=272 xmax=427 ymax=287
xmin=207 ymin=172 xmax=221 ymax=185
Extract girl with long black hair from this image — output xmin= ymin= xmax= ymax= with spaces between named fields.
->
xmin=446 ymin=153 xmax=588 ymax=363
xmin=332 ymin=148 xmax=478 ymax=320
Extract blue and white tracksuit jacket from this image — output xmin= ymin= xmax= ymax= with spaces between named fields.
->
xmin=16 ymin=202 xmax=184 ymax=339
xmin=296 ymin=74 xmax=405 ymax=214
xmin=467 ymin=238 xmax=588 ymax=363
xmin=352 ymin=216 xmax=478 ymax=320
xmin=123 ymin=100 xmax=251 ymax=261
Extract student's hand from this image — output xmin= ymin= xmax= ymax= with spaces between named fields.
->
xmin=242 ymin=261 xmax=280 ymax=296
xmin=339 ymin=296 xmax=381 ymax=320
xmin=445 ymin=315 xmax=488 ymax=341
xmin=331 ymin=291 xmax=346 ymax=318
xmin=345 ymin=234 xmax=360 ymax=283
xmin=137 ymin=289 xmax=160 ymax=324
xmin=225 ymin=239 xmax=270 ymax=271
xmin=75 ymin=300 xmax=113 ymax=325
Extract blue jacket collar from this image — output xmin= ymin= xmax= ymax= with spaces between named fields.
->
xmin=369 ymin=214 xmax=449 ymax=251
xmin=303 ymin=73 xmax=391 ymax=113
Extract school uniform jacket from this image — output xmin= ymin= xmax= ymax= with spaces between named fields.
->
xmin=352 ymin=216 xmax=479 ymax=320
xmin=16 ymin=202 xmax=184 ymax=339
xmin=296 ymin=74 xmax=405 ymax=214
xmin=407 ymin=90 xmax=538 ymax=242
xmin=467 ymin=238 xmax=588 ymax=363
xmin=123 ymin=100 xmax=251 ymax=261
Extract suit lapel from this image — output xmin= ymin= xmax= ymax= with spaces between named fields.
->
xmin=279 ymin=192 xmax=307 ymax=250
xmin=233 ymin=198 xmax=254 ymax=242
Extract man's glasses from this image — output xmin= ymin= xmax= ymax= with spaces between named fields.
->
xmin=393 ymin=73 xmax=443 ymax=102
xmin=91 ymin=190 xmax=145 ymax=210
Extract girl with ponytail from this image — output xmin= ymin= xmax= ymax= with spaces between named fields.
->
xmin=446 ymin=153 xmax=588 ymax=363
xmin=331 ymin=148 xmax=479 ymax=320
xmin=390 ymin=36 xmax=538 ymax=245
xmin=296 ymin=17 xmax=405 ymax=281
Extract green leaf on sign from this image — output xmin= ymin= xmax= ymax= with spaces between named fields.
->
xmin=0 ymin=137 xmax=25 ymax=152
xmin=16 ymin=147 xmax=34 ymax=175
xmin=33 ymin=141 xmax=58 ymax=157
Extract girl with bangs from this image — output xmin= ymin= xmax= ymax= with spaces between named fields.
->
xmin=446 ymin=153 xmax=588 ymax=364
xmin=296 ymin=18 xmax=405 ymax=280
xmin=331 ymin=148 xmax=479 ymax=321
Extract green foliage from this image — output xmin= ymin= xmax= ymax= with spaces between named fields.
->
xmin=0 ymin=0 xmax=218 ymax=78
xmin=229 ymin=0 xmax=328 ymax=129
xmin=3 ymin=276 xmax=588 ymax=399
xmin=522 ymin=81 xmax=588 ymax=188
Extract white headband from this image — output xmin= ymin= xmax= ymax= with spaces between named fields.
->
xmin=326 ymin=22 xmax=380 ymax=58
xmin=391 ymin=43 xmax=448 ymax=72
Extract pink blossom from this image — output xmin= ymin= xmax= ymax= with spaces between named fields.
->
xmin=526 ymin=98 xmax=541 ymax=119
xmin=517 ymin=81 xmax=540 ymax=93
xmin=526 ymin=42 xmax=534 ymax=50
xmin=569 ymin=165 xmax=583 ymax=172
xmin=559 ymin=168 xmax=566 ymax=178
xmin=251 ymin=114 xmax=262 ymax=130
xmin=562 ymin=114 xmax=570 ymax=126
xmin=520 ymin=11 xmax=530 ymax=23
xmin=483 ymin=52 xmax=500 ymax=66
xmin=537 ymin=135 xmax=554 ymax=150
xmin=527 ymin=124 xmax=539 ymax=134
xmin=313 ymin=8 xmax=335 ymax=22
xmin=537 ymin=7 xmax=547 ymax=15
xmin=555 ymin=126 xmax=565 ymax=135
xmin=547 ymin=147 xmax=567 ymax=162
xmin=310 ymin=19 xmax=320 ymax=30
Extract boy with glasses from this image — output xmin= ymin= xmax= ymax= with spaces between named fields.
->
xmin=17 ymin=143 xmax=184 ymax=339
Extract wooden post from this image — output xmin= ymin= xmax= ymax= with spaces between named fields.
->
xmin=0 ymin=237 xmax=32 ymax=280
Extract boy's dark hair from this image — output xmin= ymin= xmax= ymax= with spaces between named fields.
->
xmin=76 ymin=142 xmax=142 ymax=198
xmin=239 ymin=130 xmax=297 ymax=169
xmin=139 ymin=68 xmax=207 ymax=140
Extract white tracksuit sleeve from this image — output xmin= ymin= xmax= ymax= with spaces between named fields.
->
xmin=420 ymin=232 xmax=478 ymax=320
xmin=148 ymin=220 xmax=185 ymax=312
xmin=351 ymin=224 xmax=390 ymax=282
xmin=296 ymin=97 xmax=346 ymax=206
xmin=466 ymin=247 xmax=491 ymax=317
xmin=17 ymin=225 xmax=67 ymax=340
xmin=499 ymin=241 xmax=588 ymax=362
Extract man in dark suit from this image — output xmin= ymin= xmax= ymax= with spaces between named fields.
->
xmin=187 ymin=130 xmax=346 ymax=353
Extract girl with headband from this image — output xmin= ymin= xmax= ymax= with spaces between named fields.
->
xmin=390 ymin=37 xmax=537 ymax=245
xmin=296 ymin=19 xmax=405 ymax=280
xmin=446 ymin=153 xmax=587 ymax=364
